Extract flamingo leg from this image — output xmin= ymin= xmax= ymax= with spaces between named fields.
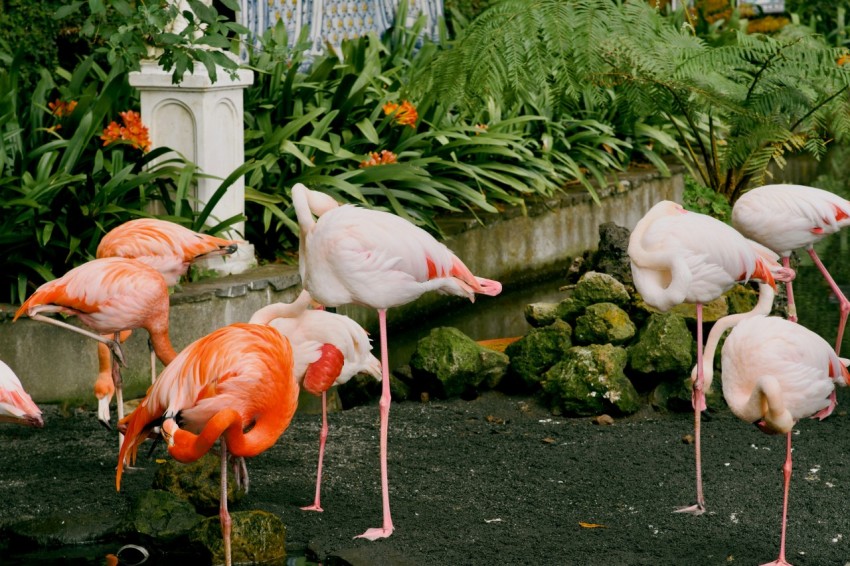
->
xmin=806 ymin=248 xmax=850 ymax=354
xmin=220 ymin=438 xmax=233 ymax=566
xmin=301 ymin=391 xmax=329 ymax=512
xmin=782 ymin=256 xmax=798 ymax=323
xmin=355 ymin=308 xmax=394 ymax=540
xmin=29 ymin=313 xmax=126 ymax=366
xmin=113 ymin=332 xmax=126 ymax=453
xmin=232 ymin=456 xmax=250 ymax=494
xmin=675 ymin=302 xmax=706 ymax=515
xmin=149 ymin=337 xmax=157 ymax=384
xmin=761 ymin=432 xmax=793 ymax=566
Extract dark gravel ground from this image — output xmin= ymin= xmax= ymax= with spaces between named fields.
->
xmin=2 ymin=388 xmax=850 ymax=566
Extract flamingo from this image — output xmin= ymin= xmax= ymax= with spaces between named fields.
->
xmin=0 ymin=360 xmax=43 ymax=428
xmin=292 ymin=182 xmax=502 ymax=540
xmin=95 ymin=218 xmax=240 ymax=404
xmin=628 ymin=200 xmax=794 ymax=515
xmin=13 ymin=257 xmax=178 ymax=432
xmin=713 ymin=315 xmax=849 ymax=566
xmin=116 ymin=323 xmax=298 ymax=566
xmin=250 ymin=289 xmax=381 ymax=512
xmin=732 ymin=183 xmax=850 ymax=353
xmin=96 ymin=218 xmax=240 ymax=287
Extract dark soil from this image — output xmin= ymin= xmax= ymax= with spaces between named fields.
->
xmin=2 ymin=389 xmax=850 ymax=566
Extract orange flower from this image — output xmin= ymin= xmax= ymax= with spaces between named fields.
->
xmin=382 ymin=100 xmax=418 ymax=128
xmin=101 ymin=110 xmax=151 ymax=152
xmin=474 ymin=123 xmax=488 ymax=135
xmin=839 ymin=53 xmax=850 ymax=67
xmin=48 ymin=99 xmax=77 ymax=118
xmin=359 ymin=150 xmax=398 ymax=168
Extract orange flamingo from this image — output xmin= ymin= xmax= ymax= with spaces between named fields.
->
xmin=96 ymin=218 xmax=240 ymax=401
xmin=116 ymin=323 xmax=299 ymax=566
xmin=14 ymin=257 xmax=178 ymax=431
xmin=292 ymin=182 xmax=502 ymax=540
xmin=0 ymin=360 xmax=43 ymax=428
xmin=96 ymin=218 xmax=239 ymax=287
xmin=250 ymin=289 xmax=381 ymax=512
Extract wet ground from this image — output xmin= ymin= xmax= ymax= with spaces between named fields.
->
xmin=2 ymin=388 xmax=850 ymax=566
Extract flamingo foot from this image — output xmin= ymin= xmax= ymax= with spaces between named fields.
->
xmin=354 ymin=527 xmax=394 ymax=541
xmin=760 ymin=560 xmax=792 ymax=566
xmin=300 ymin=504 xmax=324 ymax=512
xmin=673 ymin=503 xmax=705 ymax=516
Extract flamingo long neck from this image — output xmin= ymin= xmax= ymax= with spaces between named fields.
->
xmin=738 ymin=375 xmax=793 ymax=433
xmin=249 ymin=290 xmax=312 ymax=325
xmin=699 ymin=283 xmax=775 ymax=392
xmin=150 ymin=330 xmax=178 ymax=365
xmin=169 ymin=402 xmax=297 ymax=462
xmin=628 ymin=212 xmax=692 ymax=308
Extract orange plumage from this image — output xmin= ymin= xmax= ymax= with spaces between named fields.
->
xmin=96 ymin=218 xmax=239 ymax=287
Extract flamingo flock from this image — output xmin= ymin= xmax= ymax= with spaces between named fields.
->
xmin=5 ymin=181 xmax=850 ymax=565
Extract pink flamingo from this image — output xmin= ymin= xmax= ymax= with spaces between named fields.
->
xmin=732 ymin=183 xmax=850 ymax=353
xmin=628 ymin=200 xmax=794 ymax=515
xmin=292 ymin=182 xmax=502 ymax=540
xmin=117 ymin=323 xmax=299 ymax=566
xmin=13 ymin=257 xmax=178 ymax=431
xmin=250 ymin=289 xmax=381 ymax=512
xmin=0 ymin=360 xmax=43 ymax=428
xmin=712 ymin=314 xmax=849 ymax=566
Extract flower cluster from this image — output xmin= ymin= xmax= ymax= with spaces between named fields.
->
xmin=100 ymin=110 xmax=152 ymax=152
xmin=48 ymin=99 xmax=78 ymax=118
xmin=382 ymin=100 xmax=418 ymax=128
xmin=359 ymin=150 xmax=398 ymax=168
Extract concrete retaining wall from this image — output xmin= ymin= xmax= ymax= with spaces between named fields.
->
xmin=0 ymin=167 xmax=684 ymax=404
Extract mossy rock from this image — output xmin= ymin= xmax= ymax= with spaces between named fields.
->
xmin=153 ymin=453 xmax=244 ymax=514
xmin=573 ymin=303 xmax=636 ymax=345
xmin=189 ymin=510 xmax=286 ymax=565
xmin=125 ymin=489 xmax=204 ymax=543
xmin=572 ymin=271 xmax=630 ymax=307
xmin=628 ymin=312 xmax=693 ymax=376
xmin=410 ymin=327 xmax=509 ymax=398
xmin=542 ymin=344 xmax=641 ymax=416
xmin=505 ymin=319 xmax=572 ymax=388
xmin=725 ymin=283 xmax=759 ymax=314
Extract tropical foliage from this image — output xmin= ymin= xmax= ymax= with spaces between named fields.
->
xmin=430 ymin=0 xmax=850 ymax=202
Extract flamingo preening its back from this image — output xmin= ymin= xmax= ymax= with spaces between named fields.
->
xmin=250 ymin=289 xmax=381 ymax=512
xmin=117 ymin=323 xmax=299 ymax=566
xmin=733 ymin=183 xmax=850 ymax=353
xmin=292 ymin=182 xmax=501 ymax=540
xmin=628 ymin=200 xmax=794 ymax=515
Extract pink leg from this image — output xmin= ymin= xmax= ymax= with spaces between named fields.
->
xmin=676 ymin=303 xmax=706 ymax=515
xmin=301 ymin=391 xmax=329 ymax=512
xmin=807 ymin=248 xmax=849 ymax=354
xmin=220 ymin=439 xmax=233 ymax=566
xmin=783 ymin=257 xmax=798 ymax=323
xmin=761 ymin=432 xmax=793 ymax=566
xmin=355 ymin=308 xmax=394 ymax=540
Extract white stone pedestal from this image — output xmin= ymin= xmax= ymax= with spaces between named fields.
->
xmin=129 ymin=60 xmax=257 ymax=276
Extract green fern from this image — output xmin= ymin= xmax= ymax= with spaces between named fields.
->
xmin=429 ymin=0 xmax=850 ymax=203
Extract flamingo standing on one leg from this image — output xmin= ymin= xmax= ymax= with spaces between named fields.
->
xmin=292 ymin=182 xmax=502 ymax=540
xmin=628 ymin=200 xmax=794 ymax=515
xmin=732 ymin=183 xmax=850 ymax=353
xmin=13 ymin=257 xmax=178 ymax=432
xmin=714 ymin=315 xmax=849 ymax=566
xmin=116 ymin=323 xmax=299 ymax=566
xmin=0 ymin=360 xmax=43 ymax=428
xmin=250 ymin=289 xmax=381 ymax=512
xmin=95 ymin=218 xmax=240 ymax=410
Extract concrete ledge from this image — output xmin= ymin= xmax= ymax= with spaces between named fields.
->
xmin=0 ymin=166 xmax=684 ymax=403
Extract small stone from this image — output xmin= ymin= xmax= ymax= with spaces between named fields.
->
xmin=420 ymin=391 xmax=430 ymax=403
xmin=592 ymin=414 xmax=615 ymax=426
xmin=542 ymin=437 xmax=557 ymax=444
xmin=682 ymin=434 xmax=694 ymax=445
